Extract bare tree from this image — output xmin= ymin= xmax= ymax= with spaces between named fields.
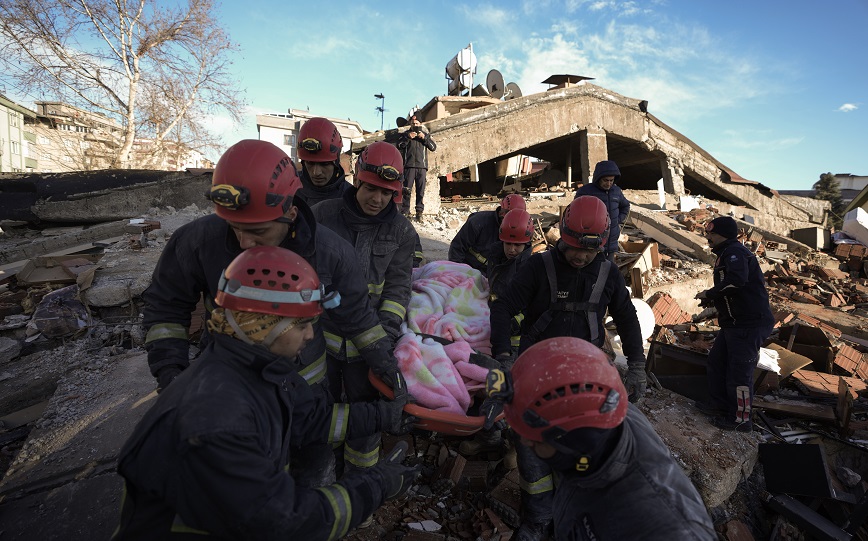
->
xmin=0 ymin=0 xmax=245 ymax=168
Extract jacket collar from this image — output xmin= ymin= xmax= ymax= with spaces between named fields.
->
xmin=711 ymin=237 xmax=739 ymax=255
xmin=211 ymin=333 xmax=299 ymax=382
xmin=341 ymin=184 xmax=397 ymax=226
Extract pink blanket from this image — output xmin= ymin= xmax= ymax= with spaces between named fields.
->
xmin=395 ymin=333 xmax=490 ymax=415
xmin=406 ymin=261 xmax=492 ymax=354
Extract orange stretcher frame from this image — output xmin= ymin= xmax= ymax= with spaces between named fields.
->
xmin=368 ymin=370 xmax=504 ymax=436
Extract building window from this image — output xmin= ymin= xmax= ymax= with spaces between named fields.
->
xmin=11 ymin=141 xmax=20 ymax=155
xmin=10 ymin=113 xmax=19 ymax=127
xmin=283 ymin=134 xmax=295 ymax=147
xmin=62 ymin=155 xmax=72 ymax=162
xmin=39 ymin=136 xmax=49 ymax=145
xmin=42 ymin=152 xmax=51 ymax=160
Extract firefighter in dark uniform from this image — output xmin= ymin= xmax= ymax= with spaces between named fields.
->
xmin=115 ymin=247 xmax=420 ymax=541
xmin=311 ymin=142 xmax=416 ymax=474
xmin=489 ymin=196 xmax=647 ymax=541
xmin=459 ymin=208 xmax=534 ymax=456
xmin=695 ymin=216 xmax=774 ymax=432
xmin=448 ymin=193 xmax=526 ymax=273
xmin=296 ymin=117 xmax=351 ymax=208
xmin=493 ymin=337 xmax=716 ymax=541
xmin=142 ymin=140 xmax=405 ymax=488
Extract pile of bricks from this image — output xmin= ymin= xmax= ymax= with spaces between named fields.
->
xmin=764 ymin=259 xmax=868 ymax=309
xmin=833 ymin=243 xmax=868 ymax=273
xmin=647 ymin=292 xmax=692 ymax=326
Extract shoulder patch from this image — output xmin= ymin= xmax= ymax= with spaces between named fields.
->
xmin=729 ymin=255 xmax=738 ymax=261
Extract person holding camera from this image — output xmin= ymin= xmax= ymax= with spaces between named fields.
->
xmin=398 ymin=112 xmax=436 ymax=222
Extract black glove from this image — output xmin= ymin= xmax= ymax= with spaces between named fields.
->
xmin=382 ymin=319 xmax=403 ymax=342
xmin=625 ymin=361 xmax=647 ymax=403
xmin=156 ymin=366 xmax=182 ymax=393
xmin=377 ymin=395 xmax=418 ymax=435
xmin=495 ymin=352 xmax=517 ymax=371
xmin=374 ymin=441 xmax=421 ymax=500
xmin=374 ymin=363 xmax=409 ymax=402
xmin=480 ymin=397 xmax=503 ymax=431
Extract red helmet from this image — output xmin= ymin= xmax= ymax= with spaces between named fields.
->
xmin=355 ymin=142 xmax=404 ymax=193
xmin=215 ymin=246 xmax=338 ymax=318
xmin=297 ymin=117 xmax=342 ymax=163
xmin=560 ymin=196 xmax=610 ymax=250
xmin=500 ymin=209 xmax=533 ymax=244
xmin=208 ymin=140 xmax=300 ymax=223
xmin=505 ymin=337 xmax=628 ymax=443
xmin=501 ymin=194 xmax=527 ymax=212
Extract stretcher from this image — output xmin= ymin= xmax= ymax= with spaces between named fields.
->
xmin=369 ymin=333 xmax=504 ymax=436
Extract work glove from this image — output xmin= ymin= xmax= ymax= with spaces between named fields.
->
xmin=382 ymin=320 xmax=403 ymax=342
xmin=377 ymin=394 xmax=418 ymax=436
xmin=495 ymin=351 xmax=517 ymax=371
xmin=373 ymin=441 xmax=421 ymax=501
xmin=625 ymin=361 xmax=648 ymax=403
xmin=374 ymin=365 xmax=408 ymax=403
xmin=156 ymin=366 xmax=182 ymax=393
xmin=481 ymin=369 xmax=513 ymax=430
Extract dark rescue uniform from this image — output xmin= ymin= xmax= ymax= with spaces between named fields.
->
xmin=490 ymin=247 xmax=645 ymax=526
xmin=552 ymin=406 xmax=716 ymax=541
xmin=311 ymin=188 xmax=415 ymax=470
xmin=705 ymin=237 xmax=774 ymax=422
xmin=114 ymin=334 xmax=391 ymax=541
xmin=485 ymin=240 xmax=532 ymax=351
xmin=448 ymin=210 xmax=500 ymax=273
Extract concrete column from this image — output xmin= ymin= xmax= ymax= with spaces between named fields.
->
xmin=661 ymin=157 xmax=685 ymax=194
xmin=423 ymin=170 xmax=441 ymax=215
xmin=566 ymin=143 xmax=573 ymax=189
xmin=579 ymin=127 xmax=607 ymax=185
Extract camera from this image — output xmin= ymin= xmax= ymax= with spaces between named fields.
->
xmin=410 ymin=126 xmax=422 ymax=134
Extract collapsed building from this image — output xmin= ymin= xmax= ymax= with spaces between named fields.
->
xmin=1 ymin=80 xmax=866 ymax=541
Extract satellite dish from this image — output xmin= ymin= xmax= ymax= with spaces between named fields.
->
xmin=396 ymin=116 xmax=408 ymax=128
xmin=504 ymin=82 xmax=523 ymax=100
xmin=486 ymin=69 xmax=505 ymax=99
xmin=471 ymin=84 xmax=490 ymax=97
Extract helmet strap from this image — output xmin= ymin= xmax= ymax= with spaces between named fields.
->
xmin=262 ymin=317 xmax=297 ymax=348
xmin=225 ymin=310 xmax=256 ymax=346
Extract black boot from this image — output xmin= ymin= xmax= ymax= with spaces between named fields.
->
xmin=514 ymin=520 xmax=549 ymax=541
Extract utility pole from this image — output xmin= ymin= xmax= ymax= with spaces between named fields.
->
xmin=374 ymin=93 xmax=385 ymax=131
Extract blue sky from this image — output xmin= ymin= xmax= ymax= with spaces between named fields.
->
xmin=211 ymin=0 xmax=867 ymax=191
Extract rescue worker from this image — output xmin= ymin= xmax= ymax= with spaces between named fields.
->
xmin=575 ymin=160 xmax=630 ymax=261
xmin=142 ymin=139 xmax=405 ymax=488
xmin=311 ymin=141 xmax=416 ymax=475
xmin=489 ymin=195 xmax=647 ymax=541
xmin=114 ymin=247 xmax=420 ymax=540
xmin=296 ymin=117 xmax=351 ymax=207
xmin=398 ymin=111 xmax=436 ymax=221
xmin=448 ymin=193 xmax=527 ymax=273
xmin=460 ymin=208 xmax=535 ymax=456
xmin=493 ymin=337 xmax=716 ymax=541
xmin=695 ymin=216 xmax=774 ymax=431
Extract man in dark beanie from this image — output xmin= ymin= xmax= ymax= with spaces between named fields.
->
xmin=575 ymin=160 xmax=630 ymax=261
xmin=695 ymin=216 xmax=774 ymax=432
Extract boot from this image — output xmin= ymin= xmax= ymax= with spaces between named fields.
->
xmin=415 ymin=212 xmax=424 ymax=223
xmin=458 ymin=430 xmax=502 ymax=455
xmin=514 ymin=520 xmax=549 ymax=541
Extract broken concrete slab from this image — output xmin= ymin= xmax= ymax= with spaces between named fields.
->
xmin=0 ymin=350 xmax=155 ymax=541
xmin=81 ymin=238 xmax=166 ymax=307
xmin=627 ymin=205 xmax=714 ymax=263
xmin=0 ymin=222 xmax=126 ymax=266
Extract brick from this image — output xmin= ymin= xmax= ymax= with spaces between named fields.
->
xmin=835 ymin=244 xmax=852 ymax=258
xmin=793 ymin=369 xmax=868 ymax=399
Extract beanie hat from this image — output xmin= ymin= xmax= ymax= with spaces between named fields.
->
xmin=592 ymin=160 xmax=621 ymax=185
xmin=705 ymin=216 xmax=738 ymax=239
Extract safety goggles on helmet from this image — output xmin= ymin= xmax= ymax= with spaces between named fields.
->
xmin=359 ymin=161 xmax=403 ymax=182
xmin=218 ymin=273 xmax=342 ymax=310
xmin=298 ymin=137 xmax=339 ymax=156
xmin=562 ymin=228 xmax=604 ymax=250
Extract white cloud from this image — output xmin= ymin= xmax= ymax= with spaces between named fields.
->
xmin=838 ymin=103 xmax=858 ymax=112
xmin=458 ymin=4 xmax=515 ymax=29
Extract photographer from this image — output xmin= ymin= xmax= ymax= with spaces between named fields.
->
xmin=399 ymin=112 xmax=436 ymax=221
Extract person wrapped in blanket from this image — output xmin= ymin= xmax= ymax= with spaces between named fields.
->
xmin=114 ymin=246 xmax=419 ymax=541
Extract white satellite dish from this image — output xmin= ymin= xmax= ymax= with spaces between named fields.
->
xmin=486 ymin=69 xmax=505 ymax=99
xmin=503 ymin=82 xmax=523 ymax=100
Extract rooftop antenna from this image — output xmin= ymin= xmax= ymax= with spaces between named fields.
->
xmin=374 ymin=93 xmax=386 ymax=131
